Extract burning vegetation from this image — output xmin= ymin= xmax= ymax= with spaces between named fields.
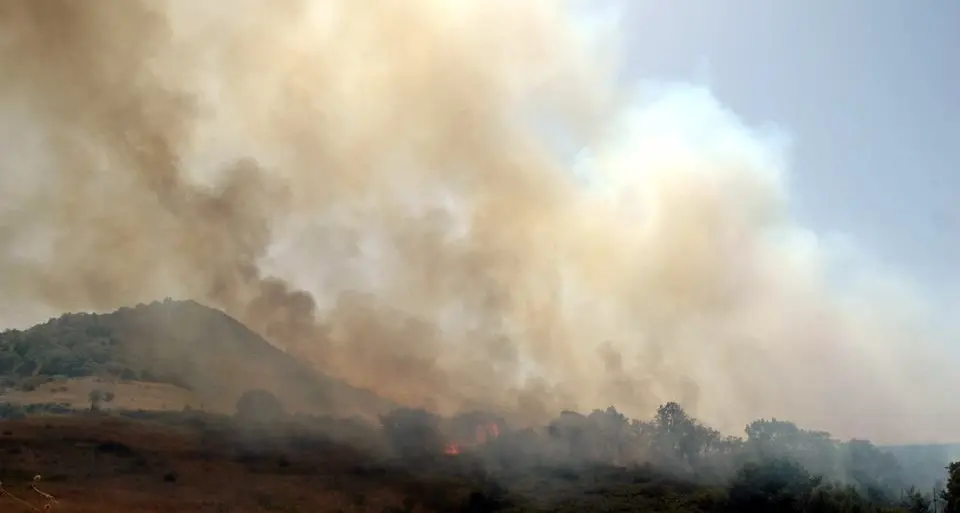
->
xmin=442 ymin=421 xmax=500 ymax=456
xmin=0 ymin=301 xmax=957 ymax=512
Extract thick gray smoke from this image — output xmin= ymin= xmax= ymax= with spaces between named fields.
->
xmin=0 ymin=0 xmax=954 ymax=443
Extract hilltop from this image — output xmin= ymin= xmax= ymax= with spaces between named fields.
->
xmin=0 ymin=299 xmax=393 ymax=416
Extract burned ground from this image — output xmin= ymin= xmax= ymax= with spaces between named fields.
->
xmin=0 ymin=413 xmax=490 ymax=513
xmin=0 ymin=412 xmax=713 ymax=513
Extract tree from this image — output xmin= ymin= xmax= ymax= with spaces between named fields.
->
xmin=652 ymin=402 xmax=692 ymax=459
xmin=942 ymin=461 xmax=960 ymax=513
xmin=89 ymin=389 xmax=102 ymax=411
xmin=745 ymin=419 xmax=832 ymax=456
xmin=844 ymin=439 xmax=904 ymax=498
xmin=587 ymin=406 xmax=630 ymax=464
xmin=901 ymin=487 xmax=932 ymax=513
xmin=235 ymin=389 xmax=285 ymax=424
xmin=726 ymin=458 xmax=822 ymax=513
xmin=88 ymin=389 xmax=115 ymax=411
xmin=651 ymin=402 xmax=717 ymax=467
xmin=745 ymin=419 xmax=844 ymax=483
xmin=379 ymin=407 xmax=444 ymax=459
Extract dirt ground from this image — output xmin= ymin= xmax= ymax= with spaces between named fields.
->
xmin=0 ymin=412 xmax=736 ymax=513
xmin=0 ymin=415 xmax=481 ymax=513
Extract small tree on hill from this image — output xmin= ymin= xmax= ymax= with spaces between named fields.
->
xmin=88 ymin=389 xmax=114 ymax=411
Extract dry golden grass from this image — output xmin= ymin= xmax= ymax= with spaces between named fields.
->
xmin=1 ymin=377 xmax=203 ymax=413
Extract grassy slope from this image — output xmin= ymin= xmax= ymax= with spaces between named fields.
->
xmin=1 ymin=376 xmax=200 ymax=411
xmin=0 ymin=299 xmax=393 ymax=417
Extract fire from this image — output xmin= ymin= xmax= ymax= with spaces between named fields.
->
xmin=474 ymin=422 xmax=501 ymax=444
xmin=445 ymin=420 xmax=502 ymax=455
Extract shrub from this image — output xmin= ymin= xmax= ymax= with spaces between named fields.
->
xmin=235 ymin=389 xmax=285 ymax=424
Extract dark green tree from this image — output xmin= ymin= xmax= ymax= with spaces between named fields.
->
xmin=942 ymin=462 xmax=960 ymax=513
xmin=726 ymin=458 xmax=821 ymax=513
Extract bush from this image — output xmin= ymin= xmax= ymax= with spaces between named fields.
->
xmin=235 ymin=389 xmax=285 ymax=424
xmin=726 ymin=458 xmax=820 ymax=513
xmin=379 ymin=408 xmax=444 ymax=459
xmin=0 ymin=403 xmax=26 ymax=420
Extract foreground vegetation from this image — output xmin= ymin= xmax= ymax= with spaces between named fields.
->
xmin=0 ymin=402 xmax=956 ymax=512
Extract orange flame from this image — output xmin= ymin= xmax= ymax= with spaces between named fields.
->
xmin=475 ymin=423 xmax=500 ymax=444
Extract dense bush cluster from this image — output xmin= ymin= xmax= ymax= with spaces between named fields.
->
xmin=375 ymin=402 xmax=939 ymax=512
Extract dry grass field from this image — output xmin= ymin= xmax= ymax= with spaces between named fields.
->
xmin=1 ymin=377 xmax=202 ymax=413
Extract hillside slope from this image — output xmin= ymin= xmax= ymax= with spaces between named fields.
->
xmin=0 ymin=299 xmax=393 ymax=416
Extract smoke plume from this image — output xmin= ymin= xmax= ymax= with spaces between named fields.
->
xmin=0 ymin=0 xmax=953 ymax=443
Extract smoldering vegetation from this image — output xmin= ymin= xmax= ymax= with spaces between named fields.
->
xmin=4 ymin=399 xmax=957 ymax=512
xmin=3 ymin=395 xmax=938 ymax=512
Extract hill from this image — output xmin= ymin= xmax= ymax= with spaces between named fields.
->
xmin=0 ymin=299 xmax=393 ymax=416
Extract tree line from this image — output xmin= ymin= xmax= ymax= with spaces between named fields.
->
xmin=237 ymin=388 xmax=960 ymax=512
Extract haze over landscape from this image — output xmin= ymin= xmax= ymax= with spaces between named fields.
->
xmin=0 ymin=0 xmax=957 ymax=448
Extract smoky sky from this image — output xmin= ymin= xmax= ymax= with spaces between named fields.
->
xmin=0 ymin=0 xmax=955 ymax=444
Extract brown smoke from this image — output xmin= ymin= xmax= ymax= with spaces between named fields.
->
xmin=0 ymin=0 xmax=954 ymax=443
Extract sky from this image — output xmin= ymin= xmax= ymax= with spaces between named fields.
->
xmin=614 ymin=1 xmax=959 ymax=305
